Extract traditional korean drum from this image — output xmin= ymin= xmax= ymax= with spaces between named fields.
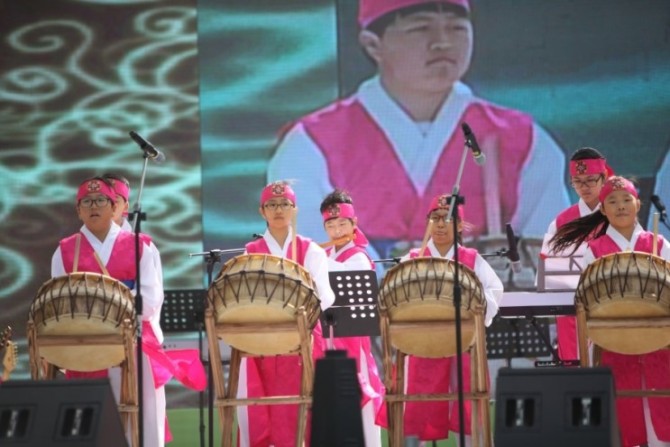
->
xmin=207 ymin=254 xmax=321 ymax=355
xmin=378 ymin=257 xmax=485 ymax=358
xmin=576 ymin=252 xmax=670 ymax=354
xmin=30 ymin=272 xmax=135 ymax=371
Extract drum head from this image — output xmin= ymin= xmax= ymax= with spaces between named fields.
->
xmin=31 ymin=273 xmax=135 ymax=371
xmin=379 ymin=257 xmax=484 ymax=357
xmin=208 ymin=254 xmax=320 ymax=355
xmin=578 ymin=252 xmax=670 ymax=354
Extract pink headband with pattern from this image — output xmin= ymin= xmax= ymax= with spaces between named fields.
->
xmin=322 ymin=203 xmax=370 ymax=248
xmin=260 ymin=182 xmax=296 ymax=205
xmin=569 ymin=159 xmax=613 ymax=177
xmin=76 ymin=178 xmax=116 ymax=202
xmin=599 ymin=176 xmax=638 ymax=203
xmin=108 ymin=179 xmax=130 ymax=201
xmin=321 ymin=203 xmax=356 ymax=222
xmin=428 ymin=194 xmax=463 ymax=219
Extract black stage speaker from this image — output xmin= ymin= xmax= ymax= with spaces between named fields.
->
xmin=495 ymin=367 xmax=620 ymax=447
xmin=0 ymin=379 xmax=127 ymax=446
xmin=310 ymin=350 xmax=364 ymax=447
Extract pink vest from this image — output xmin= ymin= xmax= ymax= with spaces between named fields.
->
xmin=60 ymin=231 xmax=142 ymax=285
xmin=326 ymin=245 xmax=374 ymax=269
xmin=245 ymin=234 xmax=311 ymax=265
xmin=299 ymin=100 xmax=533 ymax=239
xmin=555 ymin=204 xmax=581 ymax=228
xmin=588 ymin=231 xmax=664 ymax=258
xmin=408 ymin=245 xmax=478 ymax=270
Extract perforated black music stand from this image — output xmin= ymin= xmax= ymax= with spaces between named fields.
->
xmin=161 ymin=289 xmax=206 ymax=333
xmin=320 ymin=270 xmax=381 ymax=338
xmin=486 ymin=316 xmax=552 ymax=366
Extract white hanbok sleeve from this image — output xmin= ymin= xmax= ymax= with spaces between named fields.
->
xmin=138 ymin=245 xmax=163 ymax=321
xmin=660 ymin=236 xmax=670 ymax=260
xmin=327 ymin=252 xmax=372 ymax=272
xmin=540 ymin=219 xmax=558 ymax=255
xmin=649 ymin=151 xmax=670 ymax=240
xmin=51 ymin=247 xmax=66 ymax=277
xmin=304 ymin=242 xmax=335 ymax=310
xmin=473 ymin=253 xmax=504 ymax=326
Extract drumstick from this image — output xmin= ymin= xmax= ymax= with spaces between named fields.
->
xmin=291 ymin=211 xmax=298 ymax=262
xmin=653 ymin=212 xmax=660 ymax=256
xmin=418 ymin=220 xmax=434 ymax=257
xmin=93 ymin=251 xmax=111 ymax=277
xmin=73 ymin=234 xmax=81 ymax=272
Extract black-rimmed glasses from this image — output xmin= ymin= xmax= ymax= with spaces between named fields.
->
xmin=79 ymin=197 xmax=111 ymax=208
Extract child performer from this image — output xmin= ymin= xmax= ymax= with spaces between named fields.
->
xmin=237 ymin=180 xmax=335 ymax=447
xmin=540 ymin=148 xmax=613 ymax=362
xmin=102 ymin=173 xmax=207 ymax=423
xmin=320 ymin=189 xmax=385 ymax=447
xmin=50 ymin=177 xmax=167 ymax=447
xmin=401 ymin=194 xmax=503 ymax=446
xmin=551 ymin=176 xmax=670 ymax=447
xmin=102 ymin=173 xmax=163 ymax=286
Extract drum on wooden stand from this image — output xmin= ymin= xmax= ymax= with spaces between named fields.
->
xmin=29 ymin=272 xmax=135 ymax=371
xmin=576 ymin=251 xmax=670 ymax=355
xmin=378 ymin=257 xmax=485 ymax=358
xmin=207 ymin=253 xmax=321 ymax=355
xmin=205 ymin=253 xmax=322 ymax=447
xmin=378 ymin=257 xmax=492 ymax=447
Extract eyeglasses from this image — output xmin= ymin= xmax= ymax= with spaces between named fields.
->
xmin=79 ymin=197 xmax=111 ymax=208
xmin=429 ymin=214 xmax=452 ymax=224
xmin=571 ymin=176 xmax=602 ymax=189
xmin=263 ymin=202 xmax=294 ymax=211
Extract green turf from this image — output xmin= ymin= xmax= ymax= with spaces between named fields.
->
xmin=165 ymin=407 xmax=495 ymax=447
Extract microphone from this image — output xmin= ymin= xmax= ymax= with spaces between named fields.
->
xmin=505 ymin=223 xmax=523 ymax=274
xmin=128 ymin=131 xmax=166 ymax=163
xmin=252 ymin=233 xmax=264 ymax=239
xmin=461 ymin=123 xmax=486 ymax=166
xmin=651 ymin=194 xmax=667 ymax=220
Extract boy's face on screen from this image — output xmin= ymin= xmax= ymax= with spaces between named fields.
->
xmin=363 ymin=10 xmax=473 ymax=94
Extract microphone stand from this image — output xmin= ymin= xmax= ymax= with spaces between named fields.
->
xmin=129 ymin=155 xmax=151 ymax=447
xmin=189 ymin=247 xmax=245 ymax=447
xmin=444 ymin=142 xmax=471 ymax=447
xmin=659 ymin=214 xmax=670 ymax=232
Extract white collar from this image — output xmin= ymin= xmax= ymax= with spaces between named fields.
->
xmin=577 ymin=198 xmax=600 ymax=216
xmin=605 ymin=222 xmax=644 ymax=251
xmin=80 ymin=221 xmax=121 ymax=246
xmin=263 ymin=227 xmax=294 ymax=256
xmin=357 ymin=77 xmax=475 ymax=196
xmin=427 ymin=239 xmax=455 ymax=259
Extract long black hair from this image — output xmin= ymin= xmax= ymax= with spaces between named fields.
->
xmin=549 ymin=212 xmax=608 ymax=255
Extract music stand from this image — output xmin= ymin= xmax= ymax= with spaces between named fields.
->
xmin=320 ymin=270 xmax=381 ymax=338
xmin=486 ymin=316 xmax=552 ymax=367
xmin=161 ymin=289 xmax=206 ymax=333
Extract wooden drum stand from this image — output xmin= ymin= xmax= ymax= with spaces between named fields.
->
xmin=205 ymin=306 xmax=315 ymax=447
xmin=380 ymin=303 xmax=492 ymax=447
xmin=28 ymin=318 xmax=139 ymax=447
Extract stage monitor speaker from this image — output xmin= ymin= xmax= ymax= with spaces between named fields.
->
xmin=495 ymin=367 xmax=620 ymax=447
xmin=310 ymin=350 xmax=364 ymax=447
xmin=0 ymin=379 xmax=127 ymax=447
